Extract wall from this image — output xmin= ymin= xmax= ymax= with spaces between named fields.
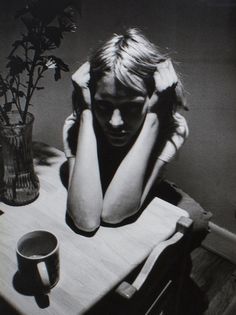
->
xmin=0 ymin=0 xmax=236 ymax=233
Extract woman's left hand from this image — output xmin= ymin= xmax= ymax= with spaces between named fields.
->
xmin=158 ymin=112 xmax=189 ymax=163
xmin=148 ymin=59 xmax=178 ymax=112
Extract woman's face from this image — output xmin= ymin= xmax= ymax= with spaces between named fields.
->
xmin=93 ymin=73 xmax=149 ymax=147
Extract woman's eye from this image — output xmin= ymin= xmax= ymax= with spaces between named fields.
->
xmin=123 ymin=103 xmax=142 ymax=114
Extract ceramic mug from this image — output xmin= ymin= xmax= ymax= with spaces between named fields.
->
xmin=16 ymin=230 xmax=59 ymax=292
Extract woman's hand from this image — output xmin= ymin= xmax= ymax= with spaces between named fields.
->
xmin=72 ymin=61 xmax=92 ymax=109
xmin=158 ymin=112 xmax=189 ymax=163
xmin=148 ymin=59 xmax=178 ymax=112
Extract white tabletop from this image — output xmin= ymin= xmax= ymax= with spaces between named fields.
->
xmin=0 ymin=143 xmax=188 ymax=315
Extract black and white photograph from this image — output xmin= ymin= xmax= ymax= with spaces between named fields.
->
xmin=0 ymin=0 xmax=236 ymax=314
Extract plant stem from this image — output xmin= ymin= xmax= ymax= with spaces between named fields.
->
xmin=29 ymin=67 xmax=44 ymax=99
xmin=23 ymin=52 xmax=37 ymax=123
xmin=16 ymin=75 xmax=21 ymax=110
xmin=0 ymin=105 xmax=10 ymax=125
xmin=24 ymin=42 xmax=31 ymax=72
xmin=3 ymin=87 xmax=8 ymax=105
xmin=9 ymin=82 xmax=24 ymax=122
xmin=15 ymin=75 xmax=24 ymax=121
xmin=0 ymin=79 xmax=10 ymax=124
xmin=23 ymin=23 xmax=44 ymax=123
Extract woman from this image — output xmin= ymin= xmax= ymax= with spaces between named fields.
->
xmin=63 ymin=28 xmax=210 ymax=243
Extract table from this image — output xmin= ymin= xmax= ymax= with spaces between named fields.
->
xmin=0 ymin=143 xmax=188 ymax=315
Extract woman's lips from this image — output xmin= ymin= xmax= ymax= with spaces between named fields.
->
xmin=107 ymin=131 xmax=128 ymax=138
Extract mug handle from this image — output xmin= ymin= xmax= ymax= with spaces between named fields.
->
xmin=37 ymin=261 xmax=50 ymax=289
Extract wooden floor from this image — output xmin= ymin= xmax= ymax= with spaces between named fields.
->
xmin=190 ymin=247 xmax=236 ymax=315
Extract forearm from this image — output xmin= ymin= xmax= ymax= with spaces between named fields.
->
xmin=102 ymin=113 xmax=159 ymax=224
xmin=141 ymin=158 xmax=166 ymax=204
xmin=142 ymin=113 xmax=189 ymax=202
xmin=67 ymin=110 xmax=103 ymax=232
xmin=68 ymin=157 xmax=75 ymax=186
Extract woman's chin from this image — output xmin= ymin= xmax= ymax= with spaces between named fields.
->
xmin=106 ymin=134 xmax=131 ymax=147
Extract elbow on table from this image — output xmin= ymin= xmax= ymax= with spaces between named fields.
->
xmin=101 ymin=213 xmax=123 ymax=225
xmin=67 ymin=196 xmax=102 ymax=232
xmin=67 ymin=206 xmax=101 ymax=233
xmin=101 ymin=206 xmax=140 ymax=225
xmin=69 ymin=213 xmax=100 ymax=232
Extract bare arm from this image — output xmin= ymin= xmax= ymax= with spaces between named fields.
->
xmin=102 ymin=113 xmax=160 ymax=223
xmin=66 ymin=62 xmax=103 ymax=232
xmin=141 ymin=113 xmax=189 ymax=204
xmin=67 ymin=110 xmax=103 ymax=232
xmin=142 ymin=60 xmax=189 ymax=203
xmin=101 ymin=59 xmax=188 ymax=224
xmin=64 ymin=60 xmax=188 ymax=229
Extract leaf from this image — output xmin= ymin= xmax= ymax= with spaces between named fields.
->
xmin=8 ymin=39 xmax=26 ymax=59
xmin=0 ymin=90 xmax=6 ymax=97
xmin=15 ymin=7 xmax=29 ymax=19
xmin=54 ymin=68 xmax=61 ymax=81
xmin=17 ymin=91 xmax=25 ymax=97
xmin=54 ymin=57 xmax=69 ymax=72
xmin=58 ymin=16 xmax=78 ymax=32
xmin=41 ymin=36 xmax=56 ymax=51
xmin=9 ymin=77 xmax=14 ymax=86
xmin=21 ymin=17 xmax=38 ymax=32
xmin=16 ymin=0 xmax=82 ymax=26
xmin=36 ymin=87 xmax=44 ymax=90
xmin=10 ymin=87 xmax=17 ymax=93
xmin=19 ymin=82 xmax=28 ymax=88
xmin=6 ymin=56 xmax=26 ymax=76
xmin=0 ymin=76 xmax=9 ymax=96
xmin=12 ymin=40 xmax=24 ymax=48
xmin=3 ymin=102 xmax=13 ymax=112
xmin=9 ymin=87 xmax=25 ymax=98
xmin=36 ymin=60 xmax=46 ymax=67
xmin=44 ymin=26 xmax=62 ymax=47
xmin=25 ymin=33 xmax=41 ymax=50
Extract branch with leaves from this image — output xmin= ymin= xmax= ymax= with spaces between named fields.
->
xmin=0 ymin=0 xmax=80 ymax=125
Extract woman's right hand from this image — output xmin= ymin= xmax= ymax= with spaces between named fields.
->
xmin=72 ymin=61 xmax=92 ymax=110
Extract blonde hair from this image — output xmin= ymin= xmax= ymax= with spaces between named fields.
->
xmin=89 ymin=28 xmax=186 ymax=110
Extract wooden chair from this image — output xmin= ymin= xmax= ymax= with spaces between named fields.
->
xmin=113 ymin=216 xmax=193 ymax=315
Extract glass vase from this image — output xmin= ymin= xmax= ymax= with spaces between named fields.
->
xmin=0 ymin=111 xmax=40 ymax=206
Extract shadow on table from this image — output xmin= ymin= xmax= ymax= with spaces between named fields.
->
xmin=65 ymin=212 xmax=99 ymax=237
xmin=60 ymin=160 xmax=69 ymax=190
xmin=0 ymin=295 xmax=20 ymax=315
xmin=12 ymin=272 xmax=50 ymax=309
xmin=33 ymin=142 xmax=60 ymax=167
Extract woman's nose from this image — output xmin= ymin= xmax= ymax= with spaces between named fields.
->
xmin=109 ymin=109 xmax=124 ymax=128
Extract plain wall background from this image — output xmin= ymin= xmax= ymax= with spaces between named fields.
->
xmin=1 ymin=0 xmax=236 ymax=233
